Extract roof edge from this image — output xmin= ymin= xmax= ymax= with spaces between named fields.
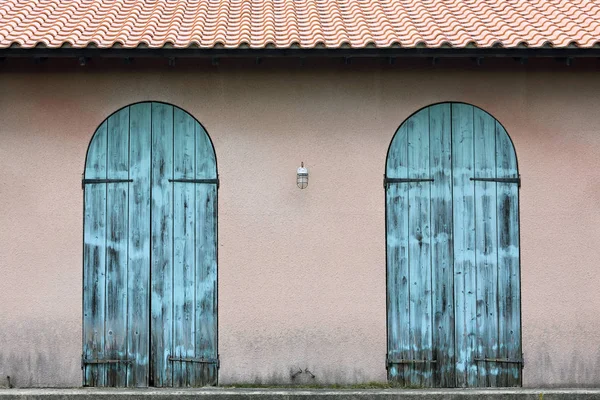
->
xmin=2 ymin=47 xmax=600 ymax=58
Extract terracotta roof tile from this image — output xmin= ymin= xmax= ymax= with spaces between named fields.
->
xmin=1 ymin=0 xmax=599 ymax=49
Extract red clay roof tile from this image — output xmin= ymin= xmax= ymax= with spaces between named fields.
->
xmin=1 ymin=0 xmax=599 ymax=49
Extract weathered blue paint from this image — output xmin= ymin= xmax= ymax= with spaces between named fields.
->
xmin=452 ymin=103 xmax=478 ymax=388
xmin=105 ymin=107 xmax=130 ymax=387
xmin=83 ymin=102 xmax=218 ymax=388
xmin=150 ymin=102 xmax=175 ymax=387
xmin=406 ymin=109 xmax=433 ymax=387
xmin=194 ymin=121 xmax=218 ymax=386
xmin=428 ymin=103 xmax=454 ymax=387
xmin=473 ymin=109 xmax=499 ymax=387
xmin=495 ymin=122 xmax=521 ymax=387
xmin=127 ymin=103 xmax=152 ymax=387
xmin=386 ymin=102 xmax=520 ymax=388
xmin=83 ymin=121 xmax=108 ymax=387
xmin=172 ymin=108 xmax=195 ymax=387
xmin=386 ymin=122 xmax=410 ymax=386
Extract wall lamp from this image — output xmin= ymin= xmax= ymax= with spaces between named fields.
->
xmin=297 ymin=162 xmax=308 ymax=189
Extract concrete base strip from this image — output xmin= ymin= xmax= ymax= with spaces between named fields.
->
xmin=1 ymin=389 xmax=600 ymax=400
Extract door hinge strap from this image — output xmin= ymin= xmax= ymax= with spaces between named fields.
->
xmin=384 ymin=176 xmax=434 ymax=188
xmin=474 ymin=358 xmax=524 ymax=365
xmin=169 ymin=178 xmax=220 ymax=189
xmin=387 ymin=359 xmax=437 ymax=365
xmin=470 ymin=177 xmax=521 ymax=187
xmin=168 ymin=356 xmax=219 ymax=368
xmin=82 ymin=358 xmax=133 ymax=365
xmin=82 ymin=178 xmax=133 ymax=189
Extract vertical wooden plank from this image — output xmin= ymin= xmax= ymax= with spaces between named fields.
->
xmin=385 ymin=123 xmax=411 ymax=386
xmin=173 ymin=109 xmax=197 ymax=387
xmin=151 ymin=103 xmax=174 ymax=387
xmin=105 ymin=108 xmax=130 ymax=387
xmin=127 ymin=103 xmax=151 ymax=387
xmin=496 ymin=122 xmax=521 ymax=386
xmin=452 ymin=104 xmax=477 ymax=387
xmin=406 ymin=109 xmax=433 ymax=387
xmin=429 ymin=104 xmax=454 ymax=387
xmin=83 ymin=121 xmax=108 ymax=387
xmin=195 ymin=122 xmax=218 ymax=386
xmin=195 ymin=123 xmax=217 ymax=178
xmin=473 ymin=109 xmax=498 ymax=387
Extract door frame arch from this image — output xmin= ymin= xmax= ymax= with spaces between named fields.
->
xmin=83 ymin=101 xmax=219 ymax=174
xmin=384 ymin=101 xmax=520 ymax=171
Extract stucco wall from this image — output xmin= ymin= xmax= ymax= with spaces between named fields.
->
xmin=1 ymin=61 xmax=599 ymax=388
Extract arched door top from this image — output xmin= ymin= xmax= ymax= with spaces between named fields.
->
xmin=386 ymin=102 xmax=518 ymax=179
xmin=84 ymin=101 xmax=217 ymax=180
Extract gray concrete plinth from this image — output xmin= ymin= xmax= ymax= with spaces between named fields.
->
xmin=1 ymin=388 xmax=600 ymax=400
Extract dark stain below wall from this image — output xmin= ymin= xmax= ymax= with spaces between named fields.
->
xmin=0 ymin=320 xmax=81 ymax=388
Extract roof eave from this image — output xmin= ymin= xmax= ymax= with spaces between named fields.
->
xmin=2 ymin=46 xmax=600 ymax=58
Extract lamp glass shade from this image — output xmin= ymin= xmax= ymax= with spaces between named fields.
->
xmin=297 ymin=166 xmax=308 ymax=189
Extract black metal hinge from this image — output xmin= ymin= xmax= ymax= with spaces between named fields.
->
xmin=82 ymin=176 xmax=220 ymax=189
xmin=81 ymin=357 xmax=133 ymax=368
xmin=81 ymin=178 xmax=133 ymax=190
xmin=168 ymin=355 xmax=220 ymax=369
xmin=384 ymin=175 xmax=434 ymax=189
xmin=474 ymin=357 xmax=524 ymax=367
xmin=169 ymin=176 xmax=220 ymax=189
xmin=470 ymin=176 xmax=521 ymax=188
xmin=387 ymin=358 xmax=437 ymax=367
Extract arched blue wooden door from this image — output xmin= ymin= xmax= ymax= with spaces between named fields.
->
xmin=83 ymin=102 xmax=218 ymax=387
xmin=385 ymin=103 xmax=521 ymax=387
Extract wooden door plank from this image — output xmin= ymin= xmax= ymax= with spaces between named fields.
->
xmin=473 ymin=109 xmax=499 ymax=387
xmin=151 ymin=103 xmax=174 ymax=387
xmin=127 ymin=103 xmax=152 ymax=387
xmin=452 ymin=104 xmax=477 ymax=388
xmin=195 ymin=123 xmax=217 ymax=179
xmin=173 ymin=109 xmax=197 ymax=387
xmin=194 ymin=122 xmax=218 ymax=386
xmin=385 ymin=123 xmax=411 ymax=386
xmin=429 ymin=104 xmax=454 ymax=387
xmin=406 ymin=109 xmax=433 ymax=387
xmin=83 ymin=121 xmax=108 ymax=387
xmin=105 ymin=108 xmax=130 ymax=387
xmin=495 ymin=122 xmax=521 ymax=387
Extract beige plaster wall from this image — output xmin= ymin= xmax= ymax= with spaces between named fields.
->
xmin=1 ymin=61 xmax=599 ymax=387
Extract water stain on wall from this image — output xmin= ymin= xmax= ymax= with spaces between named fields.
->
xmin=0 ymin=319 xmax=81 ymax=387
